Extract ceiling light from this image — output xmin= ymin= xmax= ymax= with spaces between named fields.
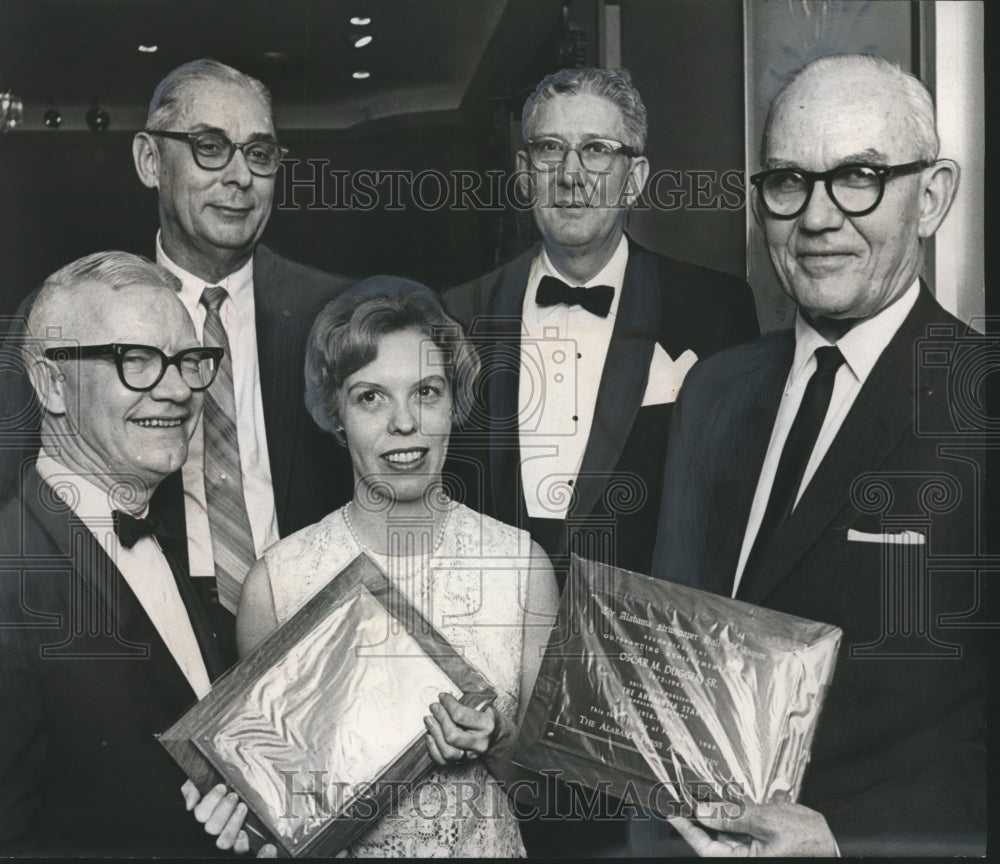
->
xmin=352 ymin=70 xmax=371 ymax=80
xmin=353 ymin=34 xmax=373 ymax=48
xmin=137 ymin=44 xmax=158 ymax=53
xmin=350 ymin=16 xmax=371 ymax=25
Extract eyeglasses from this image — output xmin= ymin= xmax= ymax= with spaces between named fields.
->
xmin=526 ymin=137 xmax=637 ymax=173
xmin=749 ymin=161 xmax=931 ymax=219
xmin=145 ymin=130 xmax=288 ymax=177
xmin=43 ymin=344 xmax=224 ymax=392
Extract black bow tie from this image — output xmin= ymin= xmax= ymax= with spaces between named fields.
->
xmin=111 ymin=510 xmax=160 ymax=549
xmin=536 ymin=275 xmax=615 ymax=318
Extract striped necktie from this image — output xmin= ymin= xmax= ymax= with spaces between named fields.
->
xmin=200 ymin=285 xmax=257 ymax=614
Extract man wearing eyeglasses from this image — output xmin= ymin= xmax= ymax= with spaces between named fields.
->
xmin=0 ymin=252 xmax=235 ymax=855
xmin=641 ymin=54 xmax=985 ymax=856
xmin=131 ymin=59 xmax=352 ymax=650
xmin=443 ymin=68 xmax=758 ymax=591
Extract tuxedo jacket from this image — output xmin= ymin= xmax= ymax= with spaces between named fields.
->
xmin=441 ymin=238 xmax=758 ymax=577
xmin=651 ymin=286 xmax=987 ymax=855
xmin=0 ymin=467 xmax=227 ymax=856
xmin=1 ymin=245 xmax=353 ymax=539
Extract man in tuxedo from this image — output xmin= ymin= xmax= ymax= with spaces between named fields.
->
xmin=643 ymin=54 xmax=986 ymax=855
xmin=131 ymin=59 xmax=352 ymax=639
xmin=442 ymin=67 xmax=757 ymax=581
xmin=0 ymin=252 xmax=232 ymax=855
xmin=443 ymin=67 xmax=757 ymax=858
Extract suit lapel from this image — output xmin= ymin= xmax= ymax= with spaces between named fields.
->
xmin=741 ymin=290 xmax=937 ymax=605
xmin=571 ymin=241 xmax=662 ymax=520
xmin=24 ymin=468 xmax=200 ymax=712
xmin=252 ymin=245 xmax=297 ymax=526
xmin=703 ymin=336 xmax=793 ymax=592
xmin=483 ymin=249 xmax=535 ymax=526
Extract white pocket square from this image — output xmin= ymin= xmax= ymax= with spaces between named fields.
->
xmin=641 ymin=345 xmax=698 ymax=407
xmin=847 ymin=529 xmax=926 ymax=545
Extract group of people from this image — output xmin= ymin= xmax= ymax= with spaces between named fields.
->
xmin=0 ymin=49 xmax=986 ymax=859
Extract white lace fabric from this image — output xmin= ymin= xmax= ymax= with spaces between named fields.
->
xmin=263 ymin=502 xmax=535 ymax=857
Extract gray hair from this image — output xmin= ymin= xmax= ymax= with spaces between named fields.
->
xmin=304 ymin=277 xmax=481 ymax=445
xmin=145 ymin=58 xmax=272 ymax=131
xmin=25 ymin=251 xmax=180 ymax=363
xmin=763 ymin=53 xmax=939 ymax=163
xmin=522 ymin=67 xmax=648 ymax=154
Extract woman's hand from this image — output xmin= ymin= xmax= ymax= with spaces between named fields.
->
xmin=422 ymin=693 xmax=509 ymax=766
xmin=180 ymin=780 xmax=277 ymax=857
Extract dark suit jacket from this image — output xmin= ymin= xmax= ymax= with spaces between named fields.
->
xmin=650 ymin=286 xmax=987 ymax=855
xmin=441 ymin=238 xmax=758 ymax=577
xmin=0 ymin=466 xmax=226 ymax=856
xmin=1 ymin=244 xmax=353 ymax=540
xmin=250 ymin=244 xmax=354 ymax=537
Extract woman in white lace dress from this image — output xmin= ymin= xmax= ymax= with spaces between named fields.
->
xmin=219 ymin=277 xmax=558 ymax=857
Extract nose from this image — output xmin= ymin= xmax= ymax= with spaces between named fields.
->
xmin=389 ymin=399 xmax=417 ymax=434
xmin=221 ymin=145 xmax=254 ymax=187
xmin=797 ymin=179 xmax=846 ymax=232
xmin=557 ymin=147 xmax=586 ymax=187
xmin=150 ymin=362 xmax=193 ymax=402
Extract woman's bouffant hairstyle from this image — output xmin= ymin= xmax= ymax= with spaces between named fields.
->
xmin=304 ymin=276 xmax=480 ymax=446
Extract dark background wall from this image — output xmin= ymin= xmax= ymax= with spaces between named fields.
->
xmin=0 ymin=0 xmax=750 ymax=321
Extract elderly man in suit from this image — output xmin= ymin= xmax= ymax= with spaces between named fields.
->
xmin=644 ymin=54 xmax=986 ymax=856
xmin=0 ymin=252 xmax=233 ymax=855
xmin=443 ymin=66 xmax=757 ymax=858
xmin=442 ymin=67 xmax=758 ymax=582
xmin=131 ymin=59 xmax=352 ymax=652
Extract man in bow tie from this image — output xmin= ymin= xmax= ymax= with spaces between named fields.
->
xmin=442 ymin=67 xmax=758 ymax=858
xmin=443 ymin=67 xmax=758 ymax=583
xmin=643 ymin=54 xmax=986 ymax=856
xmin=0 ymin=252 xmax=233 ymax=855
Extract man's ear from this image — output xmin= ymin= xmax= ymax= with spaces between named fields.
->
xmin=28 ymin=357 xmax=68 ymax=416
xmin=917 ymin=159 xmax=959 ymax=239
xmin=132 ymin=132 xmax=161 ymax=190
xmin=622 ymin=155 xmax=650 ymax=207
xmin=515 ymin=150 xmax=535 ymax=202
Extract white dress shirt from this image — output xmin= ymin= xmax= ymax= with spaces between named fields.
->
xmin=156 ymin=234 xmax=280 ymax=577
xmin=519 ymin=236 xmax=628 ymax=519
xmin=36 ymin=452 xmax=212 ymax=698
xmin=731 ymin=279 xmax=921 ymax=596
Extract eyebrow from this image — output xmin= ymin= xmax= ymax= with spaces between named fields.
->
xmin=184 ymin=122 xmax=278 ymax=143
xmin=763 ymin=148 xmax=892 ymax=171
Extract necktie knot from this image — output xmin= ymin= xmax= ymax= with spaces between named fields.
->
xmin=814 ymin=344 xmax=845 ymax=376
xmin=536 ymin=275 xmax=614 ymax=318
xmin=201 ymin=285 xmax=228 ymax=313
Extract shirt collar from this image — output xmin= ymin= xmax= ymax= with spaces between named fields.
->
xmin=155 ymin=230 xmax=255 ymax=316
xmin=790 ymin=279 xmax=921 ymax=388
xmin=35 ymin=451 xmax=149 ymax=521
xmin=529 ymin=234 xmax=628 ymax=321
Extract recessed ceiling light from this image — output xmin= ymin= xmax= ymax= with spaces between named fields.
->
xmin=353 ymin=34 xmax=373 ymax=48
xmin=137 ymin=44 xmax=158 ymax=53
xmin=350 ymin=16 xmax=372 ymax=26
xmin=352 ymin=70 xmax=371 ymax=80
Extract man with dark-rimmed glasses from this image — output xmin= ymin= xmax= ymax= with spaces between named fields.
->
xmin=131 ymin=59 xmax=352 ymax=646
xmin=0 ymin=251 xmax=236 ymax=855
xmin=644 ymin=53 xmax=985 ymax=856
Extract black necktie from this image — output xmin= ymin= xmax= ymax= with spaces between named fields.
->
xmin=112 ymin=499 xmax=229 ymax=681
xmin=536 ymin=275 xmax=615 ymax=318
xmin=740 ymin=345 xmax=845 ymax=594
